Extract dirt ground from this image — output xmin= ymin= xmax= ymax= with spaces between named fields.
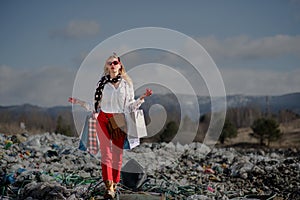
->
xmin=224 ymin=119 xmax=300 ymax=149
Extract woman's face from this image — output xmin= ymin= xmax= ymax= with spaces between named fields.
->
xmin=107 ymin=58 xmax=121 ymax=75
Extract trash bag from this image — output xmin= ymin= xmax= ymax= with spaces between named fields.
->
xmin=121 ymin=159 xmax=147 ymax=191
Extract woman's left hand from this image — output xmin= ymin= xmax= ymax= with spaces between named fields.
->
xmin=140 ymin=88 xmax=153 ymax=100
xmin=144 ymin=88 xmax=153 ymax=97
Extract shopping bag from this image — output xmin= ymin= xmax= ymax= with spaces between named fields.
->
xmin=78 ymin=113 xmax=99 ymax=155
xmin=109 ymin=113 xmax=126 ymax=130
xmin=123 ymin=136 xmax=140 ymax=150
xmin=107 ymin=113 xmax=127 ymax=140
xmin=126 ymin=109 xmax=147 ymax=138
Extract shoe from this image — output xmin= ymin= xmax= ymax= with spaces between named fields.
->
xmin=113 ymin=182 xmax=118 ymax=192
xmin=104 ymin=180 xmax=115 ymax=199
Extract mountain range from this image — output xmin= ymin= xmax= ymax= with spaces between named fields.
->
xmin=0 ymin=93 xmax=299 ymax=134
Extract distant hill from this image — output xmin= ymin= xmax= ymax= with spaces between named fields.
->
xmin=0 ymin=93 xmax=299 ymax=135
xmin=225 ymin=93 xmax=300 ymax=114
xmin=0 ymin=104 xmax=74 ymax=134
xmin=159 ymin=92 xmax=300 ymax=120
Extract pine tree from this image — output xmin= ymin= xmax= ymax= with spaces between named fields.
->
xmin=250 ymin=118 xmax=282 ymax=146
xmin=219 ymin=119 xmax=237 ymax=144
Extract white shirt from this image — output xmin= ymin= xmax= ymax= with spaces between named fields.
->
xmin=100 ymin=79 xmax=144 ymax=113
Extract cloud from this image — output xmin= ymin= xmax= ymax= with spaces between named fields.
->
xmin=0 ymin=65 xmax=77 ymax=107
xmin=197 ymin=35 xmax=300 ymax=61
xmin=193 ymin=35 xmax=300 ymax=95
xmin=50 ymin=20 xmax=100 ymax=39
xmin=220 ymin=67 xmax=300 ymax=95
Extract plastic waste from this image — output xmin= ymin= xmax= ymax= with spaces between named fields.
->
xmin=204 ymin=168 xmax=215 ymax=174
xmin=6 ymin=174 xmax=16 ymax=184
xmin=17 ymin=168 xmax=26 ymax=175
xmin=207 ymin=186 xmax=215 ymax=193
xmin=4 ymin=140 xmax=13 ymax=149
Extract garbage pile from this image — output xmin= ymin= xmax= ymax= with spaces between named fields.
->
xmin=0 ymin=132 xmax=299 ymax=200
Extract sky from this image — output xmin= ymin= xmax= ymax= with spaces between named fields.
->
xmin=0 ymin=0 xmax=300 ymax=107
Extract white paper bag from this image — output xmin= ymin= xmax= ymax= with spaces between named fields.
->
xmin=126 ymin=109 xmax=147 ymax=138
xmin=123 ymin=136 xmax=140 ymax=149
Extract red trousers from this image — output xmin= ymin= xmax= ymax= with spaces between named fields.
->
xmin=97 ymin=111 xmax=125 ymax=183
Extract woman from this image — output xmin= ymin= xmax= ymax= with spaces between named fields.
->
xmin=94 ymin=53 xmax=152 ymax=199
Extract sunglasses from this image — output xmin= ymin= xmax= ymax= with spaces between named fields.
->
xmin=108 ymin=61 xmax=119 ymax=66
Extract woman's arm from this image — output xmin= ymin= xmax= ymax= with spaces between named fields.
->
xmin=68 ymin=97 xmax=93 ymax=111
xmin=126 ymin=86 xmax=153 ymax=112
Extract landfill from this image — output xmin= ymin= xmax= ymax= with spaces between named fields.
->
xmin=0 ymin=132 xmax=299 ymax=200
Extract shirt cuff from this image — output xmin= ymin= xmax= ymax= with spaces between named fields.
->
xmin=131 ymin=98 xmax=144 ymax=111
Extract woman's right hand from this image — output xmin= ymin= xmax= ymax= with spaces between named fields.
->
xmin=68 ymin=97 xmax=78 ymax=104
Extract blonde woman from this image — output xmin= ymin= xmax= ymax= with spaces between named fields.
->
xmin=94 ymin=53 xmax=152 ymax=199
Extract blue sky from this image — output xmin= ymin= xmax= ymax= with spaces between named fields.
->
xmin=0 ymin=0 xmax=300 ymax=107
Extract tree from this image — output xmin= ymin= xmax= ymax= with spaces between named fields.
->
xmin=55 ymin=115 xmax=72 ymax=136
xmin=250 ymin=118 xmax=282 ymax=146
xmin=278 ymin=109 xmax=300 ymax=123
xmin=160 ymin=121 xmax=178 ymax=142
xmin=219 ymin=119 xmax=237 ymax=144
